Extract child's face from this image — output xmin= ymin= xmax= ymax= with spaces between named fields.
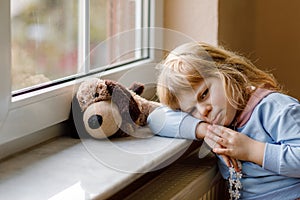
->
xmin=178 ymin=77 xmax=237 ymax=126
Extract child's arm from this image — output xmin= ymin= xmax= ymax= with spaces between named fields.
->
xmin=148 ymin=106 xmax=240 ymax=171
xmin=147 ymin=106 xmax=202 ymax=140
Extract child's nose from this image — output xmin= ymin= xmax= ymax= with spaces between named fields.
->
xmin=197 ymin=104 xmax=212 ymax=118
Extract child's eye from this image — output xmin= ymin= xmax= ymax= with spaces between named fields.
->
xmin=199 ymin=89 xmax=209 ymax=100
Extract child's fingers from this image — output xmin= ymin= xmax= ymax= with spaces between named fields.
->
xmin=212 ymin=147 xmax=230 ymax=156
xmin=221 ymin=155 xmax=232 ymax=168
xmin=208 ymin=124 xmax=228 ymax=136
xmin=230 ymin=158 xmax=241 ymax=172
xmin=206 ymin=129 xmax=229 ymax=147
xmin=219 ymin=155 xmax=240 ymax=173
xmin=220 ymin=155 xmax=240 ymax=172
xmin=208 ymin=124 xmax=237 ymax=139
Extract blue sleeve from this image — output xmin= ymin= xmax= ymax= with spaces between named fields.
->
xmin=261 ymin=94 xmax=300 ymax=177
xmin=147 ymin=106 xmax=201 ymax=140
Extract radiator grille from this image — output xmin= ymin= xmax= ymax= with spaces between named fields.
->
xmin=199 ymin=179 xmax=228 ymax=200
xmin=124 ymin=152 xmax=228 ymax=200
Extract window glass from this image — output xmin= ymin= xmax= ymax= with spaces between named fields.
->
xmin=11 ymin=0 xmax=148 ymax=94
xmin=89 ymin=0 xmax=147 ymax=71
xmin=11 ymin=0 xmax=79 ymax=91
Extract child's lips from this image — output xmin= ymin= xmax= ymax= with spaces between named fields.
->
xmin=211 ymin=113 xmax=220 ymax=124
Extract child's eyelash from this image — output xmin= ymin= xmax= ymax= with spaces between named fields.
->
xmin=198 ymin=88 xmax=209 ymax=101
xmin=202 ymin=89 xmax=209 ymax=98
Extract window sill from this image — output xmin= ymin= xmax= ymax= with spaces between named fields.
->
xmin=0 ymin=127 xmax=204 ymax=200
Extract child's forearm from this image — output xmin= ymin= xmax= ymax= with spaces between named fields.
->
xmin=247 ymin=140 xmax=265 ymax=166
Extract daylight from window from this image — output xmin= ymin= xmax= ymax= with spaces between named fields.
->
xmin=11 ymin=0 xmax=147 ymax=93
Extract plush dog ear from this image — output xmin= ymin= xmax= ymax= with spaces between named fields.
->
xmin=68 ymin=95 xmax=92 ymax=139
xmin=129 ymin=82 xmax=144 ymax=96
xmin=105 ymin=80 xmax=141 ymax=128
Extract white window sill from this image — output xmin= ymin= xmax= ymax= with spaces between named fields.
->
xmin=0 ymin=127 xmax=208 ymax=200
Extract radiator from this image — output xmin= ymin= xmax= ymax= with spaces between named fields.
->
xmin=124 ymin=151 xmax=228 ymax=200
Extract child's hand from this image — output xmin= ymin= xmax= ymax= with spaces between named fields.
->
xmin=196 ymin=122 xmax=240 ymax=171
xmin=206 ymin=124 xmax=265 ymax=166
xmin=205 ymin=136 xmax=241 ymax=171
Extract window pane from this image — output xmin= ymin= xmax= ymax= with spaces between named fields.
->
xmin=90 ymin=0 xmax=147 ymax=71
xmin=11 ymin=0 xmax=79 ymax=91
xmin=11 ymin=0 xmax=148 ymax=94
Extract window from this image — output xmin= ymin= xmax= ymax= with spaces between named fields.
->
xmin=11 ymin=0 xmax=150 ymax=94
xmin=0 ymin=0 xmax=163 ymax=159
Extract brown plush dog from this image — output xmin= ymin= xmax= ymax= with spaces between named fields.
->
xmin=71 ymin=78 xmax=161 ymax=139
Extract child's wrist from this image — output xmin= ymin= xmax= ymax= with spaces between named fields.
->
xmin=248 ymin=140 xmax=265 ymax=166
xmin=196 ymin=122 xmax=209 ymax=139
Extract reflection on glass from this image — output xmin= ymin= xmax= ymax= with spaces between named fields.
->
xmin=11 ymin=0 xmax=147 ymax=93
xmin=11 ymin=0 xmax=79 ymax=91
xmin=89 ymin=0 xmax=146 ymax=71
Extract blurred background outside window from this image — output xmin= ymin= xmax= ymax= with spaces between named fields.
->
xmin=11 ymin=0 xmax=147 ymax=93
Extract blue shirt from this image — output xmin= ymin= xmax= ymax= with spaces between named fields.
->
xmin=147 ymin=92 xmax=300 ymax=199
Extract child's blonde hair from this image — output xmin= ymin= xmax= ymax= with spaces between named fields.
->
xmin=157 ymin=42 xmax=282 ymax=111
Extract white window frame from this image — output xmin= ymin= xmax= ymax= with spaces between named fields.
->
xmin=0 ymin=0 xmax=163 ymax=159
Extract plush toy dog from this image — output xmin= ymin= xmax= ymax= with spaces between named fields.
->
xmin=71 ymin=78 xmax=161 ymax=139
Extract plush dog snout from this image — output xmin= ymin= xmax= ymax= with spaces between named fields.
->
xmin=83 ymin=101 xmax=122 ymax=139
xmin=88 ymin=114 xmax=103 ymax=129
